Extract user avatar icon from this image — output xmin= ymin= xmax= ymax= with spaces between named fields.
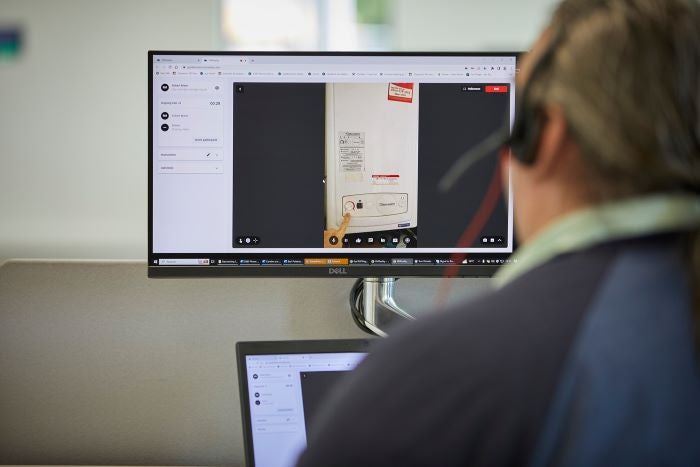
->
xmin=161 ymin=83 xmax=169 ymax=91
xmin=161 ymin=112 xmax=169 ymax=120
xmin=161 ymin=124 xmax=169 ymax=131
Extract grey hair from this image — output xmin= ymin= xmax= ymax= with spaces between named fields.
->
xmin=532 ymin=0 xmax=700 ymax=200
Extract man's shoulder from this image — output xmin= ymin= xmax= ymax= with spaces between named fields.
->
xmin=299 ymin=237 xmax=692 ymax=466
xmin=383 ymin=239 xmax=621 ymax=365
xmin=529 ymin=235 xmax=700 ymax=466
xmin=301 ymin=244 xmax=620 ymax=466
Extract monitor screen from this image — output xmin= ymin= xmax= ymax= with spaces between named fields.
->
xmin=236 ymin=339 xmax=372 ymax=467
xmin=149 ymin=52 xmax=518 ymax=277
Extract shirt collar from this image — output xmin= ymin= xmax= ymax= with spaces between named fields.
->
xmin=493 ymin=193 xmax=700 ymax=288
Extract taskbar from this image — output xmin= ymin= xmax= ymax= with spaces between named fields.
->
xmin=152 ymin=254 xmax=515 ymax=267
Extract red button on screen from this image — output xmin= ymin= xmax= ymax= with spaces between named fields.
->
xmin=485 ymin=85 xmax=508 ymax=93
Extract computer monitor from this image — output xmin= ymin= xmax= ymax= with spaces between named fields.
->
xmin=149 ymin=51 xmax=517 ymax=278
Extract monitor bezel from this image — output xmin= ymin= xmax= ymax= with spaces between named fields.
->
xmin=148 ymin=50 xmax=520 ymax=279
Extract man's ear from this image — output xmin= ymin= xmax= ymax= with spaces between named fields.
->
xmin=529 ymin=105 xmax=570 ymax=180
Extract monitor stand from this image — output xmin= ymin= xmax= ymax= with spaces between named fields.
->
xmin=355 ymin=277 xmax=415 ymax=336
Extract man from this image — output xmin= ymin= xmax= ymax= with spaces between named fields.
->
xmin=297 ymin=0 xmax=700 ymax=465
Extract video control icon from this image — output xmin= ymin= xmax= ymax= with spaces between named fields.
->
xmin=236 ymin=236 xmax=261 ymax=246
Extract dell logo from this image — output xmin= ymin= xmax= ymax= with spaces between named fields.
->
xmin=328 ymin=267 xmax=348 ymax=275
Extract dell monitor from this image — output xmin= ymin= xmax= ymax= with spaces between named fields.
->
xmin=149 ymin=51 xmax=517 ymax=280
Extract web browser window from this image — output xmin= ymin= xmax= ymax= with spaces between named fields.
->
xmin=150 ymin=53 xmax=517 ymax=275
xmin=245 ymin=352 xmax=367 ymax=467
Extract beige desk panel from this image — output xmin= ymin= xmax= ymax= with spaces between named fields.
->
xmin=0 ymin=260 xmax=489 ymax=465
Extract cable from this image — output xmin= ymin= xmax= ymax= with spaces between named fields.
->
xmin=349 ymin=278 xmax=372 ymax=335
xmin=349 ymin=278 xmax=382 ymax=336
xmin=436 ymin=160 xmax=506 ymax=309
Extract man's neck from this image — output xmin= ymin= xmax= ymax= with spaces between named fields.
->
xmin=518 ymin=182 xmax=592 ymax=246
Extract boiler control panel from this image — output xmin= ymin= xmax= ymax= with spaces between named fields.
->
xmin=342 ymin=193 xmax=409 ymax=217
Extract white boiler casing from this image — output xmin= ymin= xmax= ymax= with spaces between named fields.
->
xmin=325 ymin=83 xmax=419 ymax=234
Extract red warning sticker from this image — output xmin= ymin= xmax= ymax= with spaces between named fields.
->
xmin=371 ymin=174 xmax=400 ymax=185
xmin=388 ymin=83 xmax=414 ymax=103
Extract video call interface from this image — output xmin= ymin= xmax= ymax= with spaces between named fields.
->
xmin=244 ymin=352 xmax=367 ymax=467
xmin=151 ymin=54 xmax=517 ymax=269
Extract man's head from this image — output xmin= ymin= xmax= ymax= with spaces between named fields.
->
xmin=508 ymin=0 xmax=700 ymax=243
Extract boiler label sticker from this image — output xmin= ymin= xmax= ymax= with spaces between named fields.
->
xmin=388 ymin=83 xmax=414 ymax=103
xmin=338 ymin=131 xmax=365 ymax=172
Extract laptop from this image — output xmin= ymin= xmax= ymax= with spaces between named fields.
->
xmin=236 ymin=339 xmax=373 ymax=467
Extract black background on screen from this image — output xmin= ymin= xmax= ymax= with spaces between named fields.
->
xmin=417 ymin=84 xmax=510 ymax=247
xmin=300 ymin=371 xmax=350 ymax=443
xmin=232 ymin=83 xmax=325 ymax=247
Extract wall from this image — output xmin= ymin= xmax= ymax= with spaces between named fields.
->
xmin=0 ymin=0 xmax=219 ymax=263
xmin=390 ymin=0 xmax=560 ymax=51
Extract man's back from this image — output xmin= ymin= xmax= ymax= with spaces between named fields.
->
xmin=297 ymin=234 xmax=700 ymax=466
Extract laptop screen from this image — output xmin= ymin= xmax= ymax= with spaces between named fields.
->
xmin=237 ymin=340 xmax=370 ymax=467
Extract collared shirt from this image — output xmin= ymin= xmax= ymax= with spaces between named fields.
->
xmin=493 ymin=193 xmax=700 ymax=288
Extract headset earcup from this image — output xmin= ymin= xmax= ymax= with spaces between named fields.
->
xmin=520 ymin=109 xmax=543 ymax=165
xmin=510 ymin=105 xmax=542 ymax=165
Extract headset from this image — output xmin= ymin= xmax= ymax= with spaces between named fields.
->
xmin=506 ymin=29 xmax=567 ymax=165
xmin=447 ymin=0 xmax=699 ymax=188
xmin=508 ymin=0 xmax=700 ymax=173
xmin=436 ymin=38 xmax=567 ymax=192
